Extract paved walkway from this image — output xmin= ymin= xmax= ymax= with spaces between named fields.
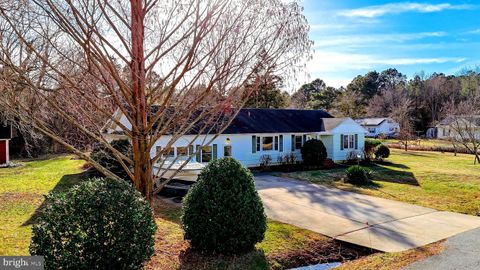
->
xmin=255 ymin=175 xmax=480 ymax=253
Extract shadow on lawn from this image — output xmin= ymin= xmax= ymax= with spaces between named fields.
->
xmin=22 ymin=171 xmax=88 ymax=226
xmin=369 ymin=163 xmax=419 ymax=186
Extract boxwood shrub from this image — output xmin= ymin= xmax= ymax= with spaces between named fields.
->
xmin=30 ymin=178 xmax=157 ymax=270
xmin=345 ymin=165 xmax=372 ymax=185
xmin=375 ymin=144 xmax=390 ymax=160
xmin=301 ymin=139 xmax=327 ymax=167
xmin=182 ymin=158 xmax=266 ymax=254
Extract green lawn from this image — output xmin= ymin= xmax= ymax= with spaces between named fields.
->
xmin=282 ymin=149 xmax=480 ymax=215
xmin=0 ymin=155 xmax=367 ymax=269
xmin=1 ymin=154 xmax=455 ymax=269
xmin=0 ymin=156 xmax=85 ymax=255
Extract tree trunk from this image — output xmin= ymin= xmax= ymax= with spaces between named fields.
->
xmin=130 ymin=0 xmax=152 ymax=201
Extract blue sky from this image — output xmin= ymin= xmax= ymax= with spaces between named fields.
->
xmin=300 ymin=0 xmax=480 ymax=88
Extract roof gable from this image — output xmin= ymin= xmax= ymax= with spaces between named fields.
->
xmin=355 ymin=118 xmax=389 ymax=126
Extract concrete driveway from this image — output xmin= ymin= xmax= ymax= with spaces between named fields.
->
xmin=255 ymin=175 xmax=480 ymax=252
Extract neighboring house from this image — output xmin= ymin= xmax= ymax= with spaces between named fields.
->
xmin=437 ymin=115 xmax=480 ymax=140
xmin=0 ymin=124 xmax=12 ymax=165
xmin=102 ymin=108 xmax=367 ymax=167
xmin=355 ymin=118 xmax=400 ymax=138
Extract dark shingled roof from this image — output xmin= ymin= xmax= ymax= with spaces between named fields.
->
xmin=222 ymin=108 xmax=333 ymax=134
xmin=108 ymin=107 xmax=334 ymax=135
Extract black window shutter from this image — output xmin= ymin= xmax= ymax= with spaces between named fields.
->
xmin=354 ymin=134 xmax=358 ymax=149
xmin=279 ymin=135 xmax=283 ymax=152
xmin=291 ymin=135 xmax=295 ymax=151
xmin=252 ymin=136 xmax=256 ymax=153
xmin=196 ymin=145 xmax=201 ymax=162
xmin=303 ymin=135 xmax=307 ymax=145
xmin=340 ymin=135 xmax=344 ymax=150
xmin=213 ymin=144 xmax=218 ymax=160
xmin=188 ymin=145 xmax=194 ymax=155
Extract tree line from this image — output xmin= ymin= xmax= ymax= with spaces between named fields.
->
xmin=246 ymin=68 xmax=480 ymax=134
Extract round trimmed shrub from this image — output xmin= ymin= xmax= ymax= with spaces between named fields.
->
xmin=30 ymin=178 xmax=157 ymax=270
xmin=90 ymin=139 xmax=132 ymax=180
xmin=301 ymin=139 xmax=327 ymax=166
xmin=182 ymin=158 xmax=266 ymax=254
xmin=345 ymin=165 xmax=372 ymax=185
xmin=364 ymin=139 xmax=382 ymax=160
xmin=375 ymin=144 xmax=390 ymax=160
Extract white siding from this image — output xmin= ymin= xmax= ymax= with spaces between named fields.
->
xmin=106 ymin=113 xmax=367 ymax=166
xmin=364 ymin=120 xmax=399 ymax=137
xmin=152 ymin=133 xmax=312 ymax=167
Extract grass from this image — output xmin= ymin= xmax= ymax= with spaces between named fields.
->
xmin=381 ymin=138 xmax=454 ymax=148
xmin=0 ymin=155 xmax=85 ymax=255
xmin=147 ymin=201 xmax=366 ymax=270
xmin=0 ymin=155 xmax=369 ymax=269
xmin=1 ymin=154 xmax=449 ymax=269
xmin=282 ymin=149 xmax=480 ymax=215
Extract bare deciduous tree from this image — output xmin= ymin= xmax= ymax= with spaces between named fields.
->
xmin=443 ymin=98 xmax=480 ymax=164
xmin=0 ymin=0 xmax=312 ymax=201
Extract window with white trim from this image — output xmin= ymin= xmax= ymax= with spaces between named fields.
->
xmin=295 ymin=135 xmax=303 ymax=150
xmin=342 ymin=135 xmax=356 ymax=150
xmin=262 ymin=136 xmax=273 ymax=151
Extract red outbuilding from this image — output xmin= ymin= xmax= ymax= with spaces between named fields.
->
xmin=0 ymin=124 xmax=12 ymax=165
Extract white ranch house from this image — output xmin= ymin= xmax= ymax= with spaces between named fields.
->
xmin=355 ymin=117 xmax=400 ymax=138
xmin=103 ymin=108 xmax=367 ymax=167
xmin=436 ymin=115 xmax=480 ymax=140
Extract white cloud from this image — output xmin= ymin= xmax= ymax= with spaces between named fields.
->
xmin=306 ymin=51 xmax=466 ymax=73
xmin=313 ymin=32 xmax=446 ymax=48
xmin=466 ymin=29 xmax=480 ymax=34
xmin=339 ymin=2 xmax=474 ymax=18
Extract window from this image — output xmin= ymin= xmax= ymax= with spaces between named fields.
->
xmin=262 ymin=136 xmax=273 ymax=151
xmin=342 ymin=135 xmax=357 ymax=150
xmin=177 ymin=146 xmax=188 ymax=157
xmin=343 ymin=135 xmax=349 ymax=149
xmin=274 ymin=136 xmax=279 ymax=151
xmin=201 ymin=146 xmax=212 ymax=162
xmin=224 ymin=145 xmax=232 ymax=157
xmin=165 ymin=147 xmax=175 ymax=158
xmin=295 ymin=135 xmax=303 ymax=150
xmin=156 ymin=146 xmax=162 ymax=156
xmin=368 ymin=128 xmax=376 ymax=133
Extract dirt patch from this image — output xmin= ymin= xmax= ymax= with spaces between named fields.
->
xmin=267 ymin=240 xmax=374 ymax=269
xmin=0 ymin=192 xmax=43 ymax=208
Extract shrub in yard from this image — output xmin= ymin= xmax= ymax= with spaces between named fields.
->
xmin=30 ymin=178 xmax=157 ymax=270
xmin=375 ymin=144 xmax=390 ymax=160
xmin=90 ymin=139 xmax=132 ymax=180
xmin=301 ymin=139 xmax=327 ymax=166
xmin=364 ymin=139 xmax=382 ymax=160
xmin=259 ymin=154 xmax=273 ymax=171
xmin=182 ymin=157 xmax=266 ymax=254
xmin=345 ymin=165 xmax=372 ymax=185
